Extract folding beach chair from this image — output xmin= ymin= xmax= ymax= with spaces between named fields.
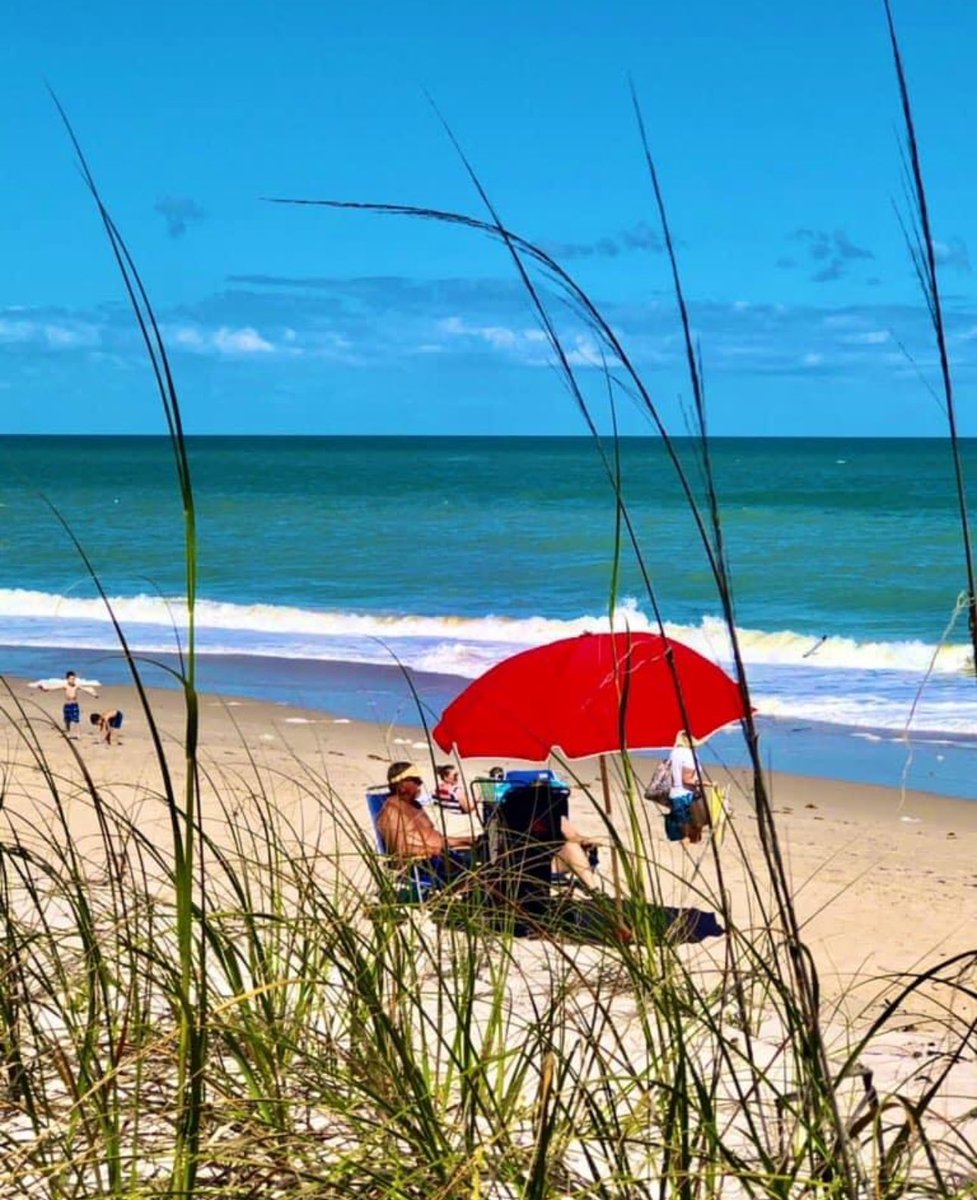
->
xmin=488 ymin=772 xmax=572 ymax=920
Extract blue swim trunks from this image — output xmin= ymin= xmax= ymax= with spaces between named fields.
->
xmin=108 ymin=712 xmax=124 ymax=729
xmin=664 ymin=791 xmax=696 ymax=842
xmin=63 ymin=702 xmax=80 ymax=725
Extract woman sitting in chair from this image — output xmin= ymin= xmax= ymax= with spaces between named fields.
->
xmin=434 ymin=763 xmax=478 ymax=814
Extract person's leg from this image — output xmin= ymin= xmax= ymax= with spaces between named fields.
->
xmin=677 ymin=793 xmax=710 ymax=841
xmin=424 ymin=847 xmax=475 ymax=888
xmin=690 ymin=794 xmax=710 ymax=830
xmin=553 ymin=840 xmax=598 ymax=889
xmin=561 ymin=817 xmax=600 ymax=864
xmin=665 ymin=793 xmax=697 ymax=842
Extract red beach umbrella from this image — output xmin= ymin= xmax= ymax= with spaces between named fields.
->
xmin=433 ymin=631 xmax=746 ymax=761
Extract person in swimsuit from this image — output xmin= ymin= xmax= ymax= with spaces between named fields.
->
xmin=90 ymin=710 xmax=124 ymax=745
xmin=377 ymin=762 xmax=479 ymax=885
xmin=37 ymin=671 xmax=98 ymax=737
xmin=434 ymin=763 xmax=477 ymax=814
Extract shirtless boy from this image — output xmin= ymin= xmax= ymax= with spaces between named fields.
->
xmin=38 ymin=671 xmax=99 ymax=737
xmin=90 ymin=710 xmax=124 ymax=745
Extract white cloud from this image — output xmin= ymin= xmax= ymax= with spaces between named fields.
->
xmin=438 ymin=315 xmax=541 ymax=357
xmin=166 ymin=323 xmax=274 ymax=356
xmin=842 ymin=330 xmax=890 ymax=345
xmin=565 ymin=333 xmax=606 ymax=367
xmin=437 ymin=316 xmax=619 ymax=370
xmin=171 ymin=326 xmax=206 ymax=349
xmin=44 ymin=325 xmax=99 ymax=348
xmin=0 ymin=318 xmax=33 ymax=343
xmin=0 ymin=318 xmax=99 ymax=349
xmin=439 ymin=316 xmax=520 ymax=349
xmin=213 ymin=326 xmax=273 ymax=355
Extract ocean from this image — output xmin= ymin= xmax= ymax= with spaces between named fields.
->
xmin=1 ymin=435 xmax=975 ymax=798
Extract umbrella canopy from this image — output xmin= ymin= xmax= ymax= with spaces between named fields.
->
xmin=432 ymin=631 xmax=746 ymax=761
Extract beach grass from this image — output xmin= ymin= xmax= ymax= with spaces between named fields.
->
xmin=882 ymin=0 xmax=977 ymax=675
xmin=1 ymin=722 xmax=975 ymax=1197
xmin=1 ymin=12 xmax=975 ymax=1197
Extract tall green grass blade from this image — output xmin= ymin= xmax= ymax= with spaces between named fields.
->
xmin=882 ymin=0 xmax=977 ymax=673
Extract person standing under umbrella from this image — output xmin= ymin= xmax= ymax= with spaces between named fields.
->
xmin=665 ymin=732 xmax=710 ymax=843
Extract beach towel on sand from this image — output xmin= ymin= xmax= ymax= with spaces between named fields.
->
xmin=29 ymin=677 xmax=101 ymax=690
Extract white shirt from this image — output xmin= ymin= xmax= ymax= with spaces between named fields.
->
xmin=669 ymin=745 xmax=697 ymax=799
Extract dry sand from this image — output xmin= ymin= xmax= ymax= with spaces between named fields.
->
xmin=5 ymin=672 xmax=976 ymax=1178
xmin=9 ymin=671 xmax=975 ymax=1004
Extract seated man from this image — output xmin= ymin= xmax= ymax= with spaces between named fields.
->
xmin=378 ymin=762 xmax=479 ymax=885
xmin=380 ymin=761 xmax=601 ymax=891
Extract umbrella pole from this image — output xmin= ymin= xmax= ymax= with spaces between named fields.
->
xmin=598 ymin=755 xmax=622 ymax=903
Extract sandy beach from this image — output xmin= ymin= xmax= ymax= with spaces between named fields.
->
xmin=10 ymin=671 xmax=976 ymax=1004
xmin=3 ymin=669 xmax=975 ymax=1192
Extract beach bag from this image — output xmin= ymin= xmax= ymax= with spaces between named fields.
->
xmin=643 ymin=759 xmax=672 ymax=806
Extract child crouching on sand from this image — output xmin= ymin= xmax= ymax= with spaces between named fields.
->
xmin=91 ymin=710 xmax=124 ymax=745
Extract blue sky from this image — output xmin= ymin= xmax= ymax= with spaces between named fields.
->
xmin=2 ymin=0 xmax=977 ymax=435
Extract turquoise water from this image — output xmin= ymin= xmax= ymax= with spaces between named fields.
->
xmin=0 ymin=434 xmax=975 ymax=794
xmin=2 ymin=435 xmax=973 ymax=637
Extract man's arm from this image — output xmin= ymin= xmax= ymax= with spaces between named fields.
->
xmin=455 ymin=791 xmax=477 ymax=816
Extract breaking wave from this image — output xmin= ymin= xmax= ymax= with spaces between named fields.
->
xmin=0 ymin=588 xmax=970 ymax=678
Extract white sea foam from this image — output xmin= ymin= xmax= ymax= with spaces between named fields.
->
xmin=2 ymin=587 xmax=976 ymax=736
xmin=0 ymin=588 xmax=970 ymax=676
